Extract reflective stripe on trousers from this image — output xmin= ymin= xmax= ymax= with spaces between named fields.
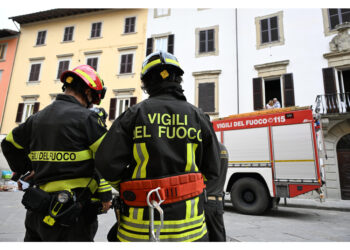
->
xmin=117 ymin=196 xmax=206 ymax=242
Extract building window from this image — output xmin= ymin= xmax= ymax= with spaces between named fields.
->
xmin=109 ymin=90 xmax=137 ymax=120
xmin=15 ymin=98 xmax=40 ymax=123
xmin=328 ymin=9 xmax=350 ymax=30
xmin=90 ymin=22 xmax=102 ymax=38
xmin=154 ymin=8 xmax=171 ymax=18
xmin=198 ymin=82 xmax=215 ymax=112
xmin=155 ymin=36 xmax=168 ymax=52
xmin=252 ymin=74 xmax=295 ymax=110
xmin=124 ymin=17 xmax=136 ymax=33
xmin=146 ymin=34 xmax=175 ymax=56
xmin=195 ymin=25 xmax=219 ymax=57
xmin=193 ymin=70 xmax=221 ymax=116
xmin=255 ymin=11 xmax=284 ymax=49
xmin=120 ymin=54 xmax=133 ymax=74
xmin=86 ymin=57 xmax=99 ymax=71
xmin=117 ymin=98 xmax=131 ymax=117
xmin=0 ymin=43 xmax=7 ymax=60
xmin=199 ymin=29 xmax=215 ymax=53
xmin=56 ymin=60 xmax=70 ymax=79
xmin=253 ymin=60 xmax=293 ymax=110
xmin=36 ymin=30 xmax=47 ymax=45
xmin=63 ymin=26 xmax=74 ymax=42
xmin=260 ymin=16 xmax=279 ymax=44
xmin=28 ymin=63 xmax=42 ymax=82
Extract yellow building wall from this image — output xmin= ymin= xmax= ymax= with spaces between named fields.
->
xmin=1 ymin=9 xmax=148 ymax=134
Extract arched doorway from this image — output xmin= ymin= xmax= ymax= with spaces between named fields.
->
xmin=337 ymin=134 xmax=350 ymax=200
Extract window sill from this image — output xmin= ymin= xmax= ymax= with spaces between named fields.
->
xmin=257 ymin=39 xmax=284 ymax=50
xmin=196 ymin=50 xmax=218 ymax=58
xmin=88 ymin=37 xmax=103 ymax=40
xmin=61 ymin=40 xmax=74 ymax=44
xmin=26 ymin=81 xmax=41 ymax=85
xmin=0 ymin=59 xmax=5 ymax=62
xmin=34 ymin=44 xmax=46 ymax=47
xmin=117 ymin=73 xmax=135 ymax=78
xmin=122 ymin=32 xmax=137 ymax=36
xmin=154 ymin=14 xmax=171 ymax=18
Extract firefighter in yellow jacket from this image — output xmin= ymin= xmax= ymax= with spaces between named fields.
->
xmin=1 ymin=65 xmax=111 ymax=241
xmin=95 ymin=51 xmax=221 ymax=242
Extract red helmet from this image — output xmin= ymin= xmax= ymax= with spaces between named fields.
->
xmin=60 ymin=65 xmax=106 ymax=104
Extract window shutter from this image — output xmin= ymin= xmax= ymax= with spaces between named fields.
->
xmin=283 ymin=73 xmax=295 ymax=107
xmin=91 ymin=23 xmax=95 ymax=37
xmin=322 ymin=67 xmax=338 ymax=113
xmin=130 ymin=17 xmax=135 ymax=32
xmin=322 ymin=67 xmax=337 ymax=94
xmin=146 ymin=38 xmax=153 ymax=56
xmin=57 ymin=62 xmax=63 ymax=79
xmin=127 ymin=54 xmax=133 ymax=73
xmin=167 ymin=34 xmax=174 ymax=54
xmin=130 ymin=97 xmax=137 ymax=106
xmin=199 ymin=31 xmax=206 ymax=53
xmin=109 ymin=98 xmax=117 ymax=120
xmin=96 ymin=23 xmax=101 ymax=37
xmin=33 ymin=102 xmax=40 ymax=114
xmin=207 ymin=29 xmax=214 ymax=52
xmin=15 ymin=103 xmax=24 ymax=123
xmin=198 ymin=82 xmax=215 ymax=113
xmin=124 ymin=18 xmax=130 ymax=33
xmin=253 ymin=77 xmax=263 ymax=110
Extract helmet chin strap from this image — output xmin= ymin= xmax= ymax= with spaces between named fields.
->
xmin=83 ymin=91 xmax=93 ymax=108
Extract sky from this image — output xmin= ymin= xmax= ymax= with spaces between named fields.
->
xmin=0 ymin=0 xmax=348 ymax=31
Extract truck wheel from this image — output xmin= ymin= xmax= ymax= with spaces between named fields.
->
xmin=230 ymin=177 xmax=270 ymax=215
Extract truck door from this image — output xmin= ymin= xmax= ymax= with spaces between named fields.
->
xmin=272 ymin=123 xmax=319 ymax=182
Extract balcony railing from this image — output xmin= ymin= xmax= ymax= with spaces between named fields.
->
xmin=314 ymin=92 xmax=350 ymax=114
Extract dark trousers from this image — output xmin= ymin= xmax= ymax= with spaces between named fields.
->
xmin=24 ymin=210 xmax=98 ymax=242
xmin=204 ymin=199 xmax=226 ymax=242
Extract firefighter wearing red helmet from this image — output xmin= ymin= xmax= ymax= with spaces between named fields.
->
xmin=1 ymin=65 xmax=111 ymax=241
xmin=95 ymin=51 xmax=221 ymax=242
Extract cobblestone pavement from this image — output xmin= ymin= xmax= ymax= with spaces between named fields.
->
xmin=1 ymin=191 xmax=350 ymax=242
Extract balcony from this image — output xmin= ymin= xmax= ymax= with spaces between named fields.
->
xmin=314 ymin=93 xmax=350 ymax=115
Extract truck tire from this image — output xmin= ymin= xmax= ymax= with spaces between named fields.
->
xmin=230 ymin=177 xmax=270 ymax=215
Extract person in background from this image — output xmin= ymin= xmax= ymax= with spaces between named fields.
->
xmin=273 ymin=98 xmax=281 ymax=108
xmin=266 ymin=100 xmax=274 ymax=109
xmin=204 ymin=141 xmax=229 ymax=241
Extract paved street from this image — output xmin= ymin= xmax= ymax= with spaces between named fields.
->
xmin=1 ymin=191 xmax=350 ymax=242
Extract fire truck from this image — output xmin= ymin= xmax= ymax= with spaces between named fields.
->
xmin=212 ymin=107 xmax=324 ymax=215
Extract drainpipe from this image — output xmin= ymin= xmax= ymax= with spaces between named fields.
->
xmin=235 ymin=8 xmax=240 ymax=114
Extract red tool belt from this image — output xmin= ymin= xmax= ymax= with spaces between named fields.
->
xmin=120 ymin=173 xmax=206 ymax=207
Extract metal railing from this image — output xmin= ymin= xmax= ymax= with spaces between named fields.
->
xmin=314 ymin=92 xmax=350 ymax=114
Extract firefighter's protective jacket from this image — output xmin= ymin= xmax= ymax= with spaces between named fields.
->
xmin=95 ymin=87 xmax=221 ymax=242
xmin=1 ymin=94 xmax=110 ymax=199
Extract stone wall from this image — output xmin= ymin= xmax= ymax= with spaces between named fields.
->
xmin=321 ymin=116 xmax=350 ymax=200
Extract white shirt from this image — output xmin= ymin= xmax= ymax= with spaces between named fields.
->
xmin=273 ymin=101 xmax=281 ymax=108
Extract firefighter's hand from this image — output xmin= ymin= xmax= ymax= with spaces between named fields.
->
xmin=101 ymin=201 xmax=112 ymax=213
xmin=17 ymin=171 xmax=34 ymax=191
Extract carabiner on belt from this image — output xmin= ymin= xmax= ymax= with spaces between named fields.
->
xmin=147 ymin=187 xmax=164 ymax=242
